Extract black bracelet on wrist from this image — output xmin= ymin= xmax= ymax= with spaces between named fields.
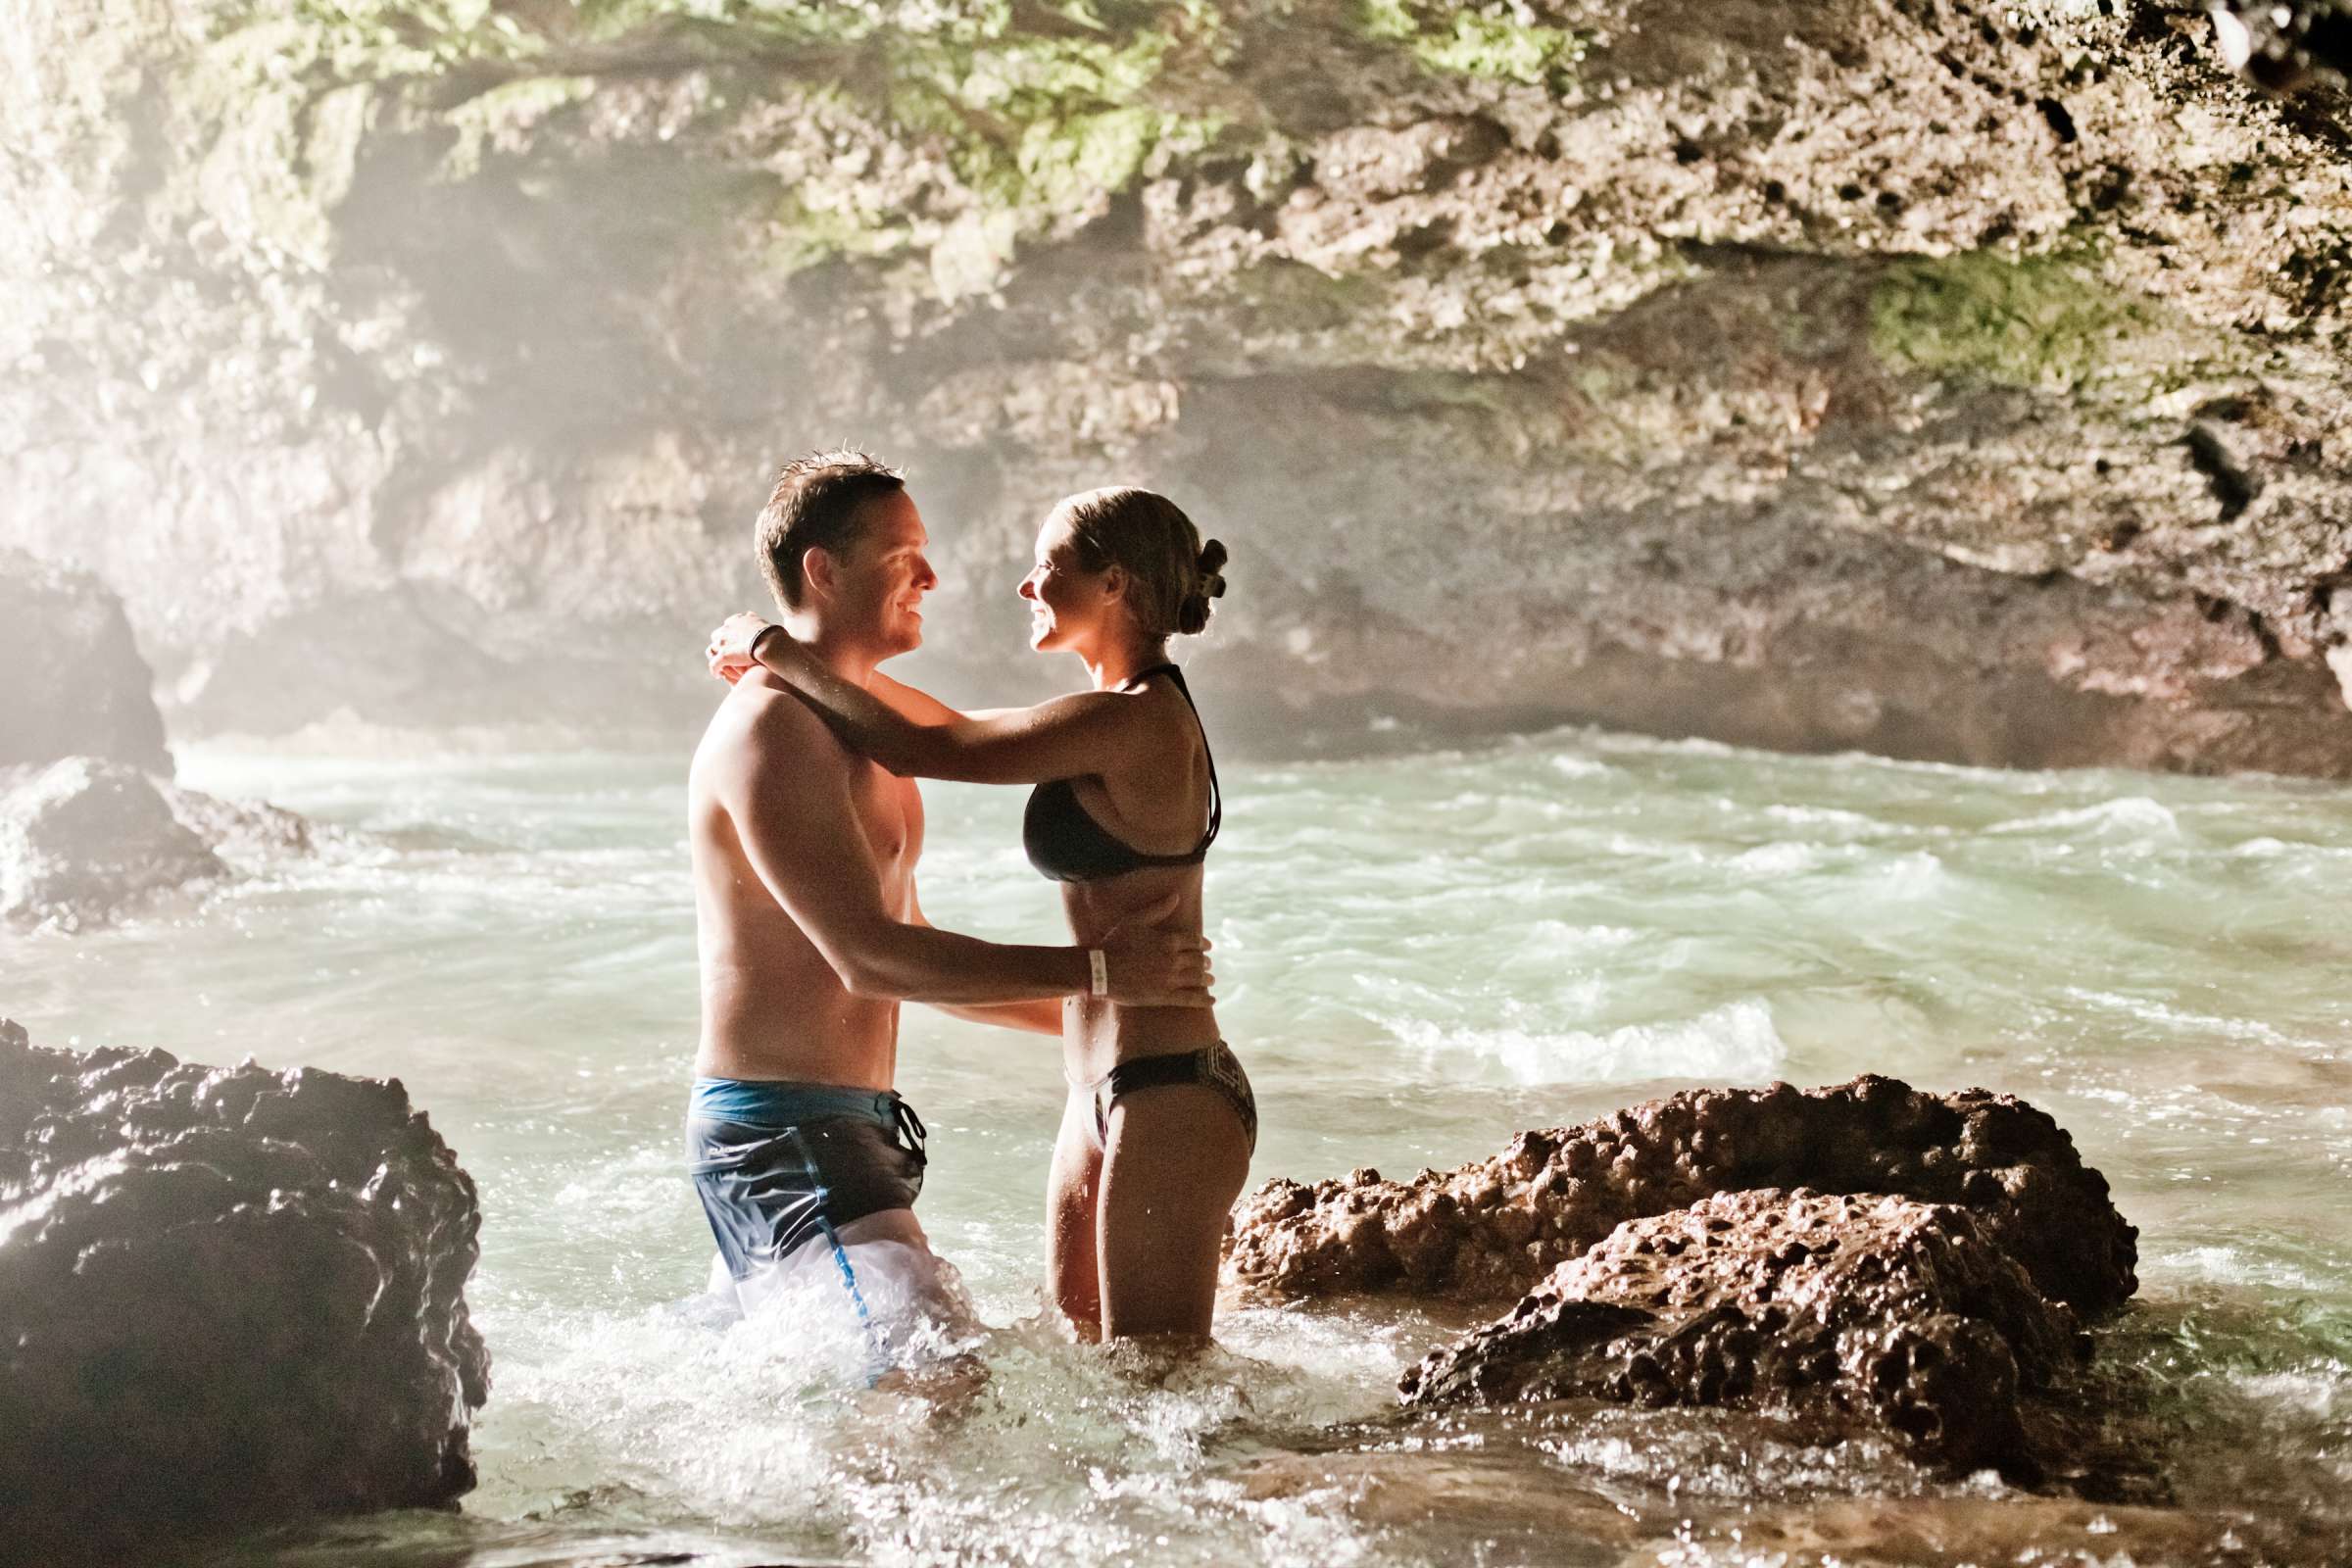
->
xmin=748 ymin=623 xmax=781 ymax=665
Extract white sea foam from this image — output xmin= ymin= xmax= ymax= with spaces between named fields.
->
xmin=1390 ymin=999 xmax=1787 ymax=1086
xmin=2147 ymin=1246 xmax=2331 ymax=1294
xmin=1727 ymin=841 xmax=1823 ymax=876
xmin=2059 ymin=987 xmax=2316 ymax=1050
xmin=1987 ymin=796 xmax=2182 ymax=840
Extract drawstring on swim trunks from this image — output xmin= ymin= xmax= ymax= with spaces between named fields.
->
xmin=889 ymin=1095 xmax=927 ymax=1157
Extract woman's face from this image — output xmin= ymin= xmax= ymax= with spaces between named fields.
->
xmin=1018 ymin=514 xmax=1112 ymax=654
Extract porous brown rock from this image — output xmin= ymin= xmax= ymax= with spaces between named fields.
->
xmin=1223 ymin=1075 xmax=2136 ymax=1312
xmin=0 ymin=1019 xmax=490 ymax=1558
xmin=1396 ymin=1188 xmax=2087 ymax=1476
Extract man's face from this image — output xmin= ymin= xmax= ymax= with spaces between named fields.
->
xmin=821 ymin=491 xmax=937 ymax=660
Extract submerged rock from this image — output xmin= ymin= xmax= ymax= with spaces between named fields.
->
xmin=0 ymin=760 xmax=319 ymax=927
xmin=158 ymin=778 xmax=318 ymax=862
xmin=0 ymin=758 xmax=223 ymax=927
xmin=0 ymin=563 xmax=315 ymax=927
xmin=1224 ymin=1076 xmax=2137 ymax=1312
xmin=1396 ymin=1189 xmax=2086 ymax=1476
xmin=0 ymin=1020 xmax=490 ymax=1554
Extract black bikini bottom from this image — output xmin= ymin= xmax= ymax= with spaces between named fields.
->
xmin=1077 ymin=1041 xmax=1256 ymax=1155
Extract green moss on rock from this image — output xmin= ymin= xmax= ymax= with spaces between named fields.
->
xmin=1358 ymin=0 xmax=1587 ymax=88
xmin=1868 ymin=249 xmax=2155 ymax=393
xmin=202 ymin=0 xmax=1237 ymax=286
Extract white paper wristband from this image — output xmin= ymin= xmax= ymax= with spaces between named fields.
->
xmin=1088 ymin=948 xmax=1109 ymax=998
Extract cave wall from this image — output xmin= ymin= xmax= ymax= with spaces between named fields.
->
xmin=5 ymin=0 xmax=2351 ymax=769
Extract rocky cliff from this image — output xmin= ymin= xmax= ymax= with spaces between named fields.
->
xmin=6 ymin=0 xmax=2351 ymax=769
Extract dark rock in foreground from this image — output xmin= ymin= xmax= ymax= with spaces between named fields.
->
xmin=0 ymin=552 xmax=170 ymax=775
xmin=0 ymin=1019 xmax=490 ymax=1555
xmin=1224 ymin=1076 xmax=2136 ymax=1313
xmin=0 ymin=759 xmax=223 ymax=927
xmin=1397 ymin=1188 xmax=2086 ymax=1476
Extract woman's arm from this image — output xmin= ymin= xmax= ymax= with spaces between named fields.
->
xmin=712 ymin=613 xmax=1170 ymax=786
xmin=709 ymin=617 xmax=1012 ymax=730
xmin=867 ymin=670 xmax=965 ymax=726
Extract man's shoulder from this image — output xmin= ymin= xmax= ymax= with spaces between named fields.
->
xmin=703 ymin=679 xmax=854 ymax=784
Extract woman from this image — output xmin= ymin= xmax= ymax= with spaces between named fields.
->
xmin=708 ymin=487 xmax=1250 ymax=1345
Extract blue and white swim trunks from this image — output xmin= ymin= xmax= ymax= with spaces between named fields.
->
xmin=686 ymin=1077 xmax=969 ymax=1367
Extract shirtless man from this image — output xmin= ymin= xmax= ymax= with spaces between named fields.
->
xmin=685 ymin=450 xmax=1210 ymax=1359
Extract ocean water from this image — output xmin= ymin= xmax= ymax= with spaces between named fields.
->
xmin=8 ymin=725 xmax=2351 ymax=1565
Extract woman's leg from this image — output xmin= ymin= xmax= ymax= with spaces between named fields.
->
xmin=1047 ymin=1087 xmax=1105 ymax=1340
xmin=1095 ymin=1083 xmax=1252 ymax=1343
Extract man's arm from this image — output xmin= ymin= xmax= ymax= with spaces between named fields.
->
xmin=723 ymin=698 xmax=1208 ymax=1007
xmin=909 ymin=882 xmax=1064 ymax=1036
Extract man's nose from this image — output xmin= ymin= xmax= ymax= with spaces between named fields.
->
xmin=1017 ymin=573 xmax=1037 ymax=601
xmin=913 ymin=557 xmax=938 ymax=591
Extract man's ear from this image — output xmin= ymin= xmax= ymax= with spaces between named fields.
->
xmin=801 ymin=545 xmax=836 ymax=603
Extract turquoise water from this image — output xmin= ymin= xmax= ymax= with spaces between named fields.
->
xmin=8 ymin=725 xmax=2350 ymax=1564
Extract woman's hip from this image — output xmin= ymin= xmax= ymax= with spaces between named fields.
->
xmin=1065 ymin=1041 xmax=1256 ymax=1156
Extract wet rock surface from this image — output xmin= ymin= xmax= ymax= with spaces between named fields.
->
xmin=1224 ymin=1075 xmax=2137 ymax=1312
xmin=1396 ymin=1188 xmax=2085 ymax=1475
xmin=0 ymin=1018 xmax=489 ymax=1555
xmin=0 ymin=758 xmax=223 ymax=927
xmin=0 ymin=559 xmax=315 ymax=927
xmin=6 ymin=2 xmax=2352 ymax=770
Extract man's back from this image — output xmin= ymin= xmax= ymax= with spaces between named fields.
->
xmin=689 ymin=669 xmax=922 ymax=1090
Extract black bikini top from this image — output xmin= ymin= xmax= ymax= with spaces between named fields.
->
xmin=1023 ymin=663 xmax=1222 ymax=884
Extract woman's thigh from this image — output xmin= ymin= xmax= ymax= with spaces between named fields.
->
xmin=1096 ymin=1083 xmax=1252 ymax=1343
xmin=1047 ymin=1089 xmax=1104 ymax=1339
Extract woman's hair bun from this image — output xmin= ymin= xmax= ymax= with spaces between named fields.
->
xmin=1198 ymin=538 xmax=1228 ymax=597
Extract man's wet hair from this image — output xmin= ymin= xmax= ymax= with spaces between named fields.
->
xmin=756 ymin=449 xmax=906 ymax=609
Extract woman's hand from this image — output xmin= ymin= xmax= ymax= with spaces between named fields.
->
xmin=708 ymin=612 xmax=778 ymax=685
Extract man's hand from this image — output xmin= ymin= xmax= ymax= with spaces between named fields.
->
xmin=1099 ymin=928 xmax=1215 ymax=1007
xmin=1097 ymin=892 xmax=1215 ymax=1007
xmin=708 ymin=612 xmax=778 ymax=685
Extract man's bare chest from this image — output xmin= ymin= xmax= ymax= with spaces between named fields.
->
xmin=847 ymin=764 xmax=923 ymax=878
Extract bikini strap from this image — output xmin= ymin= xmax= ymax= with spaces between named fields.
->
xmin=1141 ymin=663 xmax=1220 ymax=855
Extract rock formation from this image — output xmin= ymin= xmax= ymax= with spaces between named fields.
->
xmin=0 ymin=1019 xmax=490 ymax=1557
xmin=1223 ymin=1075 xmax=2137 ymax=1312
xmin=0 ymin=552 xmax=171 ymax=774
xmin=0 ymin=555 xmax=312 ymax=927
xmin=0 ymin=759 xmax=225 ymax=927
xmin=5 ymin=2 xmax=2352 ymax=771
xmin=1231 ymin=1078 xmax=2137 ymax=1477
xmin=1396 ymin=1188 xmax=2087 ymax=1476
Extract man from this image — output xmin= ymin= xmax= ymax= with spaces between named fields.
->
xmin=685 ymin=450 xmax=1209 ymax=1364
